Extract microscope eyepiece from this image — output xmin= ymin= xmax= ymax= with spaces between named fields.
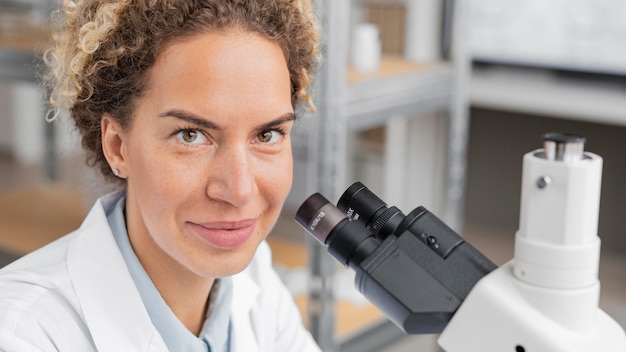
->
xmin=295 ymin=193 xmax=347 ymax=245
xmin=337 ymin=182 xmax=387 ymax=222
xmin=337 ymin=182 xmax=404 ymax=239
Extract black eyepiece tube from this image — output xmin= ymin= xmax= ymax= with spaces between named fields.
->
xmin=294 ymin=193 xmax=344 ymax=245
xmin=295 ymin=192 xmax=380 ymax=268
xmin=337 ymin=182 xmax=387 ymax=224
xmin=337 ymin=182 xmax=405 ymax=239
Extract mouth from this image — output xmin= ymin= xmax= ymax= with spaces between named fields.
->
xmin=188 ymin=219 xmax=258 ymax=249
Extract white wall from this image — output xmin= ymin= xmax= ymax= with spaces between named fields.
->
xmin=464 ymin=0 xmax=626 ymax=74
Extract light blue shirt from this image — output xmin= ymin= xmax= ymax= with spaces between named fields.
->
xmin=107 ymin=195 xmax=232 ymax=351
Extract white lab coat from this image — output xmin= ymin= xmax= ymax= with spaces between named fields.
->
xmin=0 ymin=193 xmax=320 ymax=352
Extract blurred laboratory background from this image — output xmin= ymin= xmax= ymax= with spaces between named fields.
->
xmin=1 ymin=0 xmax=625 ymax=351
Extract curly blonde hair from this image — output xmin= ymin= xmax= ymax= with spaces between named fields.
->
xmin=43 ymin=0 xmax=319 ymax=180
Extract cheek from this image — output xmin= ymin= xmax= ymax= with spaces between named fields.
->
xmin=126 ymin=138 xmax=201 ymax=206
xmin=261 ymin=153 xmax=293 ymax=206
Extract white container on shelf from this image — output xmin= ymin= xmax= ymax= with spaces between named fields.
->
xmin=405 ymin=0 xmax=442 ymax=63
xmin=351 ymin=23 xmax=381 ymax=73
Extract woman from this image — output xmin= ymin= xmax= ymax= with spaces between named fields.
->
xmin=0 ymin=1 xmax=320 ymax=351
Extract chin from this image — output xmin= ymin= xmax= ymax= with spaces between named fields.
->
xmin=194 ymin=242 xmax=262 ymax=278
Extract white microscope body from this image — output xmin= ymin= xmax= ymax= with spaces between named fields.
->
xmin=438 ymin=134 xmax=626 ymax=351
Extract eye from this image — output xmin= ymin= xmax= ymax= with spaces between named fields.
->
xmin=255 ymin=129 xmax=284 ymax=144
xmin=176 ymin=129 xmax=208 ymax=145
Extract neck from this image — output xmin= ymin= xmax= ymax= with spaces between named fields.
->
xmin=157 ymin=270 xmax=215 ymax=335
xmin=137 ymin=241 xmax=215 ymax=335
xmin=125 ymin=213 xmax=215 ymax=336
xmin=156 ymin=264 xmax=214 ymax=335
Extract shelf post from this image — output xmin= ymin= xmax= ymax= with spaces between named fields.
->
xmin=305 ymin=0 xmax=351 ymax=350
xmin=444 ymin=0 xmax=470 ymax=231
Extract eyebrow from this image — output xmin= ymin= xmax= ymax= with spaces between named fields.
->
xmin=159 ymin=109 xmax=220 ymax=130
xmin=159 ymin=109 xmax=296 ymax=131
xmin=256 ymin=112 xmax=296 ymax=131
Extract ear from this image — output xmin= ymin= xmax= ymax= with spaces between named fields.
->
xmin=101 ymin=114 xmax=127 ymax=178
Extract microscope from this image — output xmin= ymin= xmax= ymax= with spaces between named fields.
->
xmin=295 ymin=133 xmax=626 ymax=351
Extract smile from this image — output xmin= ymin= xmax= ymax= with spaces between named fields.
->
xmin=188 ymin=219 xmax=257 ymax=249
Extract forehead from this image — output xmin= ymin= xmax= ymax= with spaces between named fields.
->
xmin=138 ymin=30 xmax=292 ymax=122
xmin=155 ymin=31 xmax=285 ymax=80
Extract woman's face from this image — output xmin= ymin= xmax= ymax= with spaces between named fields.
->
xmin=110 ymin=31 xmax=294 ymax=279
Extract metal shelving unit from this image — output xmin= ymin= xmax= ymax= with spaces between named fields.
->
xmin=302 ymin=1 xmax=468 ymax=350
xmin=0 ymin=3 xmax=56 ymax=179
xmin=346 ymin=61 xmax=453 ymax=132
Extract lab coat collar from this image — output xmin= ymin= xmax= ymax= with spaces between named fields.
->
xmin=66 ymin=192 xmax=168 ymax=352
xmin=67 ymin=192 xmax=264 ymax=352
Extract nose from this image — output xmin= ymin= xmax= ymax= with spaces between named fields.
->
xmin=206 ymin=145 xmax=257 ymax=207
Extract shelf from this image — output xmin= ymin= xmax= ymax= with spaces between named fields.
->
xmin=0 ymin=23 xmax=46 ymax=83
xmin=346 ymin=57 xmax=453 ymax=132
xmin=470 ymin=64 xmax=626 ymax=127
xmin=348 ymin=56 xmax=434 ymax=84
xmin=0 ymin=24 xmax=48 ymax=53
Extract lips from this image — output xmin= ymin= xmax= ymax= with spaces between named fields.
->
xmin=188 ymin=219 xmax=257 ymax=249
